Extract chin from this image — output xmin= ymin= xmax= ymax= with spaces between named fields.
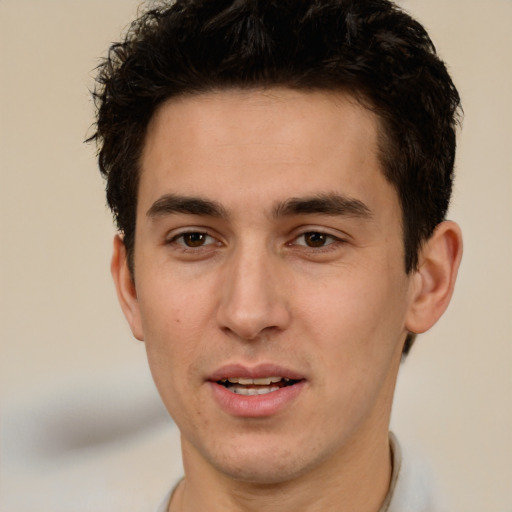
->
xmin=206 ymin=441 xmax=325 ymax=485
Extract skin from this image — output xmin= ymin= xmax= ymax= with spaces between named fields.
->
xmin=112 ymin=88 xmax=462 ymax=512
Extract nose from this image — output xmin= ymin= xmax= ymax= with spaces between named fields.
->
xmin=216 ymin=245 xmax=291 ymax=341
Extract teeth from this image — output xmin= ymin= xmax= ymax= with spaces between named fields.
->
xmin=237 ymin=377 xmax=254 ymax=385
xmin=217 ymin=376 xmax=298 ymax=396
xmin=225 ymin=376 xmax=283 ymax=385
xmin=232 ymin=386 xmax=280 ymax=395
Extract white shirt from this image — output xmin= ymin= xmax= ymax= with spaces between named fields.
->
xmin=379 ymin=433 xmax=448 ymax=512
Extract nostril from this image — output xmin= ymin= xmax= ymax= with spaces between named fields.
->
xmin=220 ymin=323 xmax=282 ymax=342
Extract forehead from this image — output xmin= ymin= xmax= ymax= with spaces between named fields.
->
xmin=138 ymin=88 xmax=395 ymax=217
xmin=143 ymin=88 xmax=377 ymax=159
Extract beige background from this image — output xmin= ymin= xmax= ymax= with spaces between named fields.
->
xmin=1 ymin=1 xmax=511 ymax=511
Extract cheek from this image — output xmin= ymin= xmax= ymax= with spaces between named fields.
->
xmin=296 ymin=263 xmax=409 ymax=364
xmin=137 ymin=266 xmax=214 ymax=337
xmin=135 ymin=277 xmax=207 ymax=389
xmin=140 ymin=294 xmax=204 ymax=423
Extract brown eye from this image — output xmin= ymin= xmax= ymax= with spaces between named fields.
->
xmin=303 ymin=232 xmax=329 ymax=247
xmin=292 ymin=231 xmax=340 ymax=249
xmin=173 ymin=232 xmax=215 ymax=248
xmin=182 ymin=232 xmax=207 ymax=247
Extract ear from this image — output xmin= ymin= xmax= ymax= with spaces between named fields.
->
xmin=111 ymin=234 xmax=144 ymax=341
xmin=405 ymin=221 xmax=463 ymax=334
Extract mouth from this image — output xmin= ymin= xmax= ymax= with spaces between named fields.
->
xmin=217 ymin=376 xmax=301 ymax=396
xmin=208 ymin=365 xmax=306 ymax=417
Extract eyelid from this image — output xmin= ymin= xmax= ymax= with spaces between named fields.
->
xmin=285 ymin=226 xmax=352 ymax=256
xmin=293 ymin=232 xmax=339 ymax=246
xmin=173 ymin=232 xmax=216 ymax=246
xmin=165 ymin=227 xmax=222 ymax=247
xmin=290 ymin=225 xmax=348 ymax=241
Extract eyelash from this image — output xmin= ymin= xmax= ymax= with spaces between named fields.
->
xmin=291 ymin=231 xmax=342 ymax=249
xmin=167 ymin=231 xmax=219 ymax=250
xmin=166 ymin=229 xmax=345 ymax=253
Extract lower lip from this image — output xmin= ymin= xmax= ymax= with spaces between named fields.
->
xmin=208 ymin=381 xmax=306 ymax=418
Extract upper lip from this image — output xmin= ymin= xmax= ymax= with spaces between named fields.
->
xmin=208 ymin=363 xmax=306 ymax=382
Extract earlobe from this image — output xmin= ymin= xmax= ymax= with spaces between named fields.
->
xmin=405 ymin=221 xmax=463 ymax=334
xmin=111 ymin=235 xmax=145 ymax=341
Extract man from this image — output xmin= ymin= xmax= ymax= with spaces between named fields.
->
xmin=90 ymin=0 xmax=463 ymax=510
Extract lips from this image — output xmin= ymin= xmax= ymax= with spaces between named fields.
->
xmin=207 ymin=364 xmax=306 ymax=417
xmin=208 ymin=363 xmax=305 ymax=383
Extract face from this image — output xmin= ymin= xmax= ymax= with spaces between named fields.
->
xmin=118 ymin=89 xmax=420 ymax=483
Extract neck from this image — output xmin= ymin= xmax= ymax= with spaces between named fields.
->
xmin=171 ymin=429 xmax=393 ymax=512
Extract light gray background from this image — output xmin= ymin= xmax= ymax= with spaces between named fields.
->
xmin=1 ymin=1 xmax=511 ymax=510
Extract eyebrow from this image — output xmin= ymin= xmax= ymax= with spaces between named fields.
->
xmin=272 ymin=193 xmax=373 ymax=219
xmin=146 ymin=194 xmax=228 ymax=219
xmin=146 ymin=192 xmax=372 ymax=221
